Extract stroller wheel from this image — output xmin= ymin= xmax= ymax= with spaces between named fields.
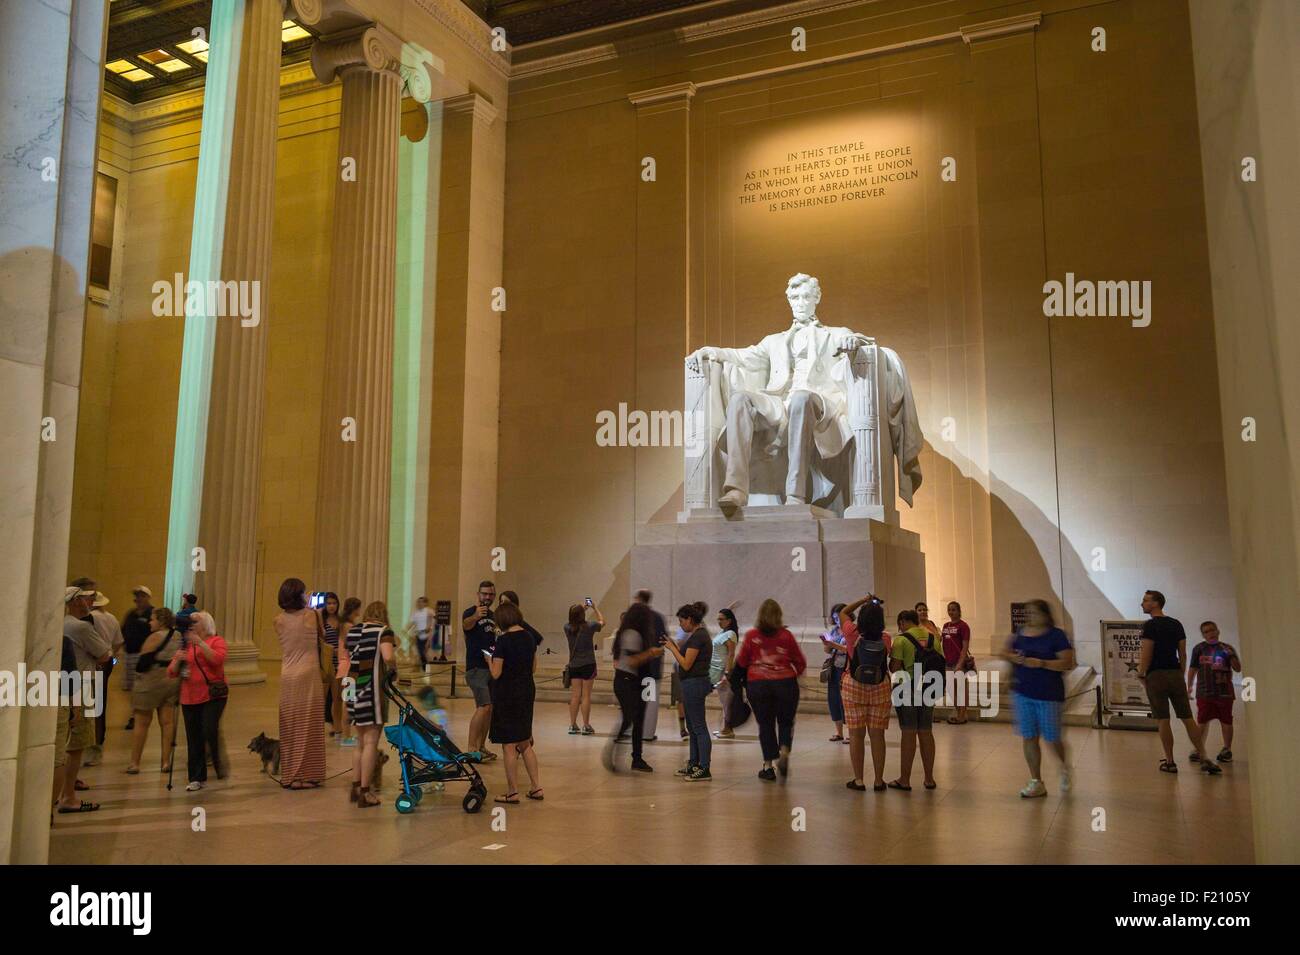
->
xmin=462 ymin=787 xmax=485 ymax=814
xmin=412 ymin=785 xmax=424 ymax=804
xmin=395 ymin=792 xmax=415 ymax=814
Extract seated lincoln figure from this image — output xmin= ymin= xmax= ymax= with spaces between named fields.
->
xmin=685 ymin=272 xmax=922 ymax=516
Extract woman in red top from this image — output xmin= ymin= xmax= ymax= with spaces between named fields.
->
xmin=167 ymin=610 xmax=228 ymax=791
xmin=735 ymin=599 xmax=807 ymax=781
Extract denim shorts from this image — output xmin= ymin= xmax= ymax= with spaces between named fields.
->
xmin=1012 ymin=692 xmax=1062 ymax=743
xmin=465 ymin=667 xmax=492 ymax=707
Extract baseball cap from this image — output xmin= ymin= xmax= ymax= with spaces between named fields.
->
xmin=64 ymin=586 xmax=95 ymax=604
xmin=132 ymin=585 xmax=153 ymax=597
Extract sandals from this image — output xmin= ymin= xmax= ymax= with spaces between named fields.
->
xmin=1158 ymin=759 xmax=1178 ymax=774
xmin=845 ymin=780 xmax=866 ymax=791
xmin=57 ymin=800 xmax=100 ymax=813
xmin=349 ymin=782 xmax=360 ymax=804
xmin=829 ymin=735 xmax=845 ymax=742
xmin=356 ymin=787 xmax=380 ymax=808
xmin=75 ymin=779 xmax=89 ymax=791
xmin=946 ymin=717 xmax=967 ymax=724
xmin=888 ymin=779 xmax=912 ymax=791
xmin=873 ymin=782 xmax=887 ymax=792
xmin=526 ymin=789 xmax=544 ymax=801
xmin=924 ymin=781 xmax=937 ymax=790
xmin=125 ymin=766 xmax=140 ymax=775
xmin=495 ymin=792 xmax=520 ymax=804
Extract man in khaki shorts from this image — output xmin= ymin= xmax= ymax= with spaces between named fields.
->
xmin=1137 ymin=590 xmax=1219 ymax=776
xmin=58 ymin=586 xmax=111 ymax=813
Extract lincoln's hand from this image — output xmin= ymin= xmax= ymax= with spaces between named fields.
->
xmin=833 ymin=334 xmax=865 ymax=355
xmin=685 ymin=347 xmax=720 ymax=373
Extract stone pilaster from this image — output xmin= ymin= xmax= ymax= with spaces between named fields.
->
xmin=311 ymin=26 xmax=403 ymax=602
xmin=0 ymin=0 xmax=107 ymax=864
xmin=196 ymin=0 xmax=289 ymax=686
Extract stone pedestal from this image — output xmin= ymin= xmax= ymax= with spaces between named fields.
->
xmin=631 ymin=511 xmax=926 ymax=650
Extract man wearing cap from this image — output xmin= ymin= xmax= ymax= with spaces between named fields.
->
xmin=84 ymin=588 xmax=124 ymax=765
xmin=119 ymin=585 xmax=154 ymax=728
xmin=58 ymin=585 xmax=110 ymax=813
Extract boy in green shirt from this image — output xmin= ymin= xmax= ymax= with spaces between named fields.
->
xmin=888 ymin=610 xmax=938 ymax=790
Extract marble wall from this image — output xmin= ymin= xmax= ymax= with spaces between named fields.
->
xmin=1188 ymin=0 xmax=1300 ymax=865
xmin=495 ymin=0 xmax=1235 ymax=668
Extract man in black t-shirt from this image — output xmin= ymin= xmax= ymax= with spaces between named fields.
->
xmin=462 ymin=580 xmax=499 ymax=758
xmin=1137 ymin=590 xmax=1218 ymax=775
xmin=119 ymin=586 xmax=154 ymax=723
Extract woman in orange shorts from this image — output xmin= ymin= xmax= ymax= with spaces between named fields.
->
xmin=838 ymin=594 xmax=893 ymax=792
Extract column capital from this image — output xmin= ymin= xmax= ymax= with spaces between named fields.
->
xmin=628 ymin=81 xmax=697 ymax=112
xmin=959 ymin=12 xmax=1041 ymax=46
xmin=443 ymin=92 xmax=498 ymax=128
xmin=310 ymin=24 xmax=402 ymax=85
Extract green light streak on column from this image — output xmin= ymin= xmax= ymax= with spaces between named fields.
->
xmin=163 ymin=0 xmax=244 ymax=609
xmin=389 ymin=99 xmax=443 ymax=626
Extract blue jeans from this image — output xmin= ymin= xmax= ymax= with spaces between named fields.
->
xmin=827 ymin=667 xmax=844 ymax=723
xmin=680 ymin=676 xmax=713 ymax=769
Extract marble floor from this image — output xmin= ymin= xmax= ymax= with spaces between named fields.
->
xmin=48 ymin=676 xmax=1255 ymax=865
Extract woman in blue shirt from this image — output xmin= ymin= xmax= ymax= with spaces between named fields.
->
xmin=1000 ymin=599 xmax=1075 ymax=798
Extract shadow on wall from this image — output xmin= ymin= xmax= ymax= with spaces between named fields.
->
xmin=625 ymin=435 xmax=1122 ymax=669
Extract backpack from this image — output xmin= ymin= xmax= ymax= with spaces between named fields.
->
xmin=903 ymin=631 xmax=947 ymax=679
xmin=853 ymin=633 xmax=889 ymax=685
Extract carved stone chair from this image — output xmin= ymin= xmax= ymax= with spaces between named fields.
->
xmin=682 ymin=339 xmax=897 ymax=522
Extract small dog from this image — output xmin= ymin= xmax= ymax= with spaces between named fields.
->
xmin=370 ymin=750 xmax=389 ymax=792
xmin=247 ymin=733 xmax=280 ymax=776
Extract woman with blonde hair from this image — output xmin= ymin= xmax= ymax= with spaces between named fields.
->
xmin=167 ymin=610 xmax=228 ymax=791
xmin=274 ymin=578 xmax=326 ymax=789
xmin=126 ymin=606 xmax=181 ymax=774
xmin=735 ymin=598 xmax=807 ymax=781
xmin=345 ymin=600 xmax=397 ymax=807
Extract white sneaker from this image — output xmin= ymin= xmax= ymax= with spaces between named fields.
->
xmin=1019 ymin=778 xmax=1047 ymax=798
xmin=1059 ymin=766 xmax=1072 ymax=792
xmin=186 ymin=781 xmax=203 ymax=792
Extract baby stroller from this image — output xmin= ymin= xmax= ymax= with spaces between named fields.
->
xmin=382 ymin=671 xmax=487 ymax=813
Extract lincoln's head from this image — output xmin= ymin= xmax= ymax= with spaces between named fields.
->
xmin=786 ymin=273 xmax=821 ymax=325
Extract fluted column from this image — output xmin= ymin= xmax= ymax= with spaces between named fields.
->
xmin=312 ymin=26 xmax=403 ymax=602
xmin=195 ymin=0 xmax=289 ymax=686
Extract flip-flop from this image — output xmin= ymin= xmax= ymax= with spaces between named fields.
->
xmin=57 ymin=800 xmax=100 ymax=813
xmin=75 ymin=779 xmax=89 ymax=791
xmin=494 ymin=793 xmax=519 ymax=804
xmin=829 ymin=735 xmax=845 ymax=741
xmin=924 ymin=781 xmax=937 ymax=790
xmin=888 ymin=780 xmax=912 ymax=791
xmin=526 ymin=789 xmax=544 ymax=801
xmin=124 ymin=767 xmax=140 ymax=775
xmin=873 ymin=782 xmax=887 ymax=792
xmin=1158 ymin=759 xmax=1178 ymax=774
xmin=845 ymin=780 xmax=866 ymax=791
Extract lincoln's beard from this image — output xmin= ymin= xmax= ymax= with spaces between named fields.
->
xmin=790 ymin=311 xmax=818 ymax=327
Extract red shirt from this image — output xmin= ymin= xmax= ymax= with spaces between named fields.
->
xmin=168 ymin=635 xmax=228 ymax=705
xmin=942 ymin=620 xmax=971 ymax=666
xmin=736 ymin=627 xmax=807 ymax=681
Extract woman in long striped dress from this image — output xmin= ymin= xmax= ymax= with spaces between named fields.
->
xmin=274 ymin=578 xmax=327 ymax=789
xmin=345 ymin=601 xmax=396 ymax=808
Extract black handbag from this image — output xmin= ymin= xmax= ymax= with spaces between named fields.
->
xmin=135 ymin=628 xmax=175 ymax=675
xmin=192 ymin=643 xmax=229 ymax=700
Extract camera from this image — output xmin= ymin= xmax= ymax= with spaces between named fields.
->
xmin=308 ymin=591 xmax=326 ymax=610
